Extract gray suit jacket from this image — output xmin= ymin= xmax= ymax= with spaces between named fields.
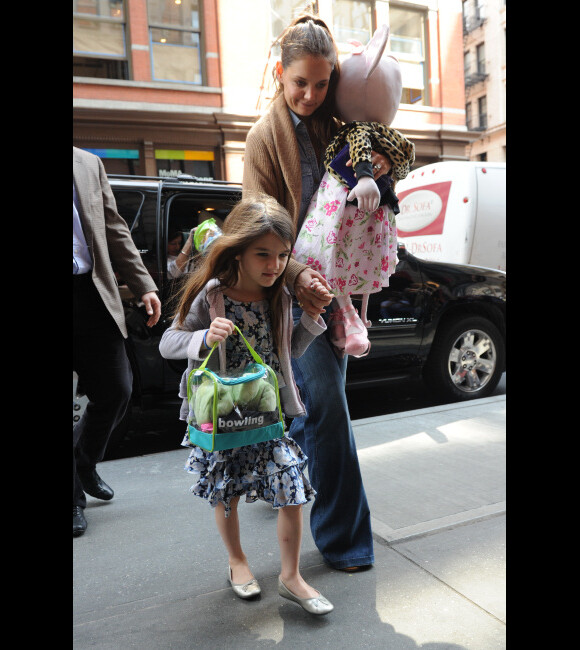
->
xmin=73 ymin=147 xmax=158 ymax=338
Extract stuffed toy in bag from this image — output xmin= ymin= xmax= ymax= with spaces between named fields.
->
xmin=193 ymin=375 xmax=278 ymax=433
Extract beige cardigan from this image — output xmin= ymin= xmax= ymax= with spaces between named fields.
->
xmin=242 ymin=94 xmax=309 ymax=287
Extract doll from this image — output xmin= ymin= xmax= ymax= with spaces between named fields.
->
xmin=293 ymin=24 xmax=415 ymax=357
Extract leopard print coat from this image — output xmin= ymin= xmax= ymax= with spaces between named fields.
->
xmin=324 ymin=121 xmax=415 ymax=186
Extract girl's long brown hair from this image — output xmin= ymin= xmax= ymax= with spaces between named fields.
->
xmin=173 ymin=193 xmax=296 ymax=352
xmin=272 ymin=13 xmax=342 ymax=153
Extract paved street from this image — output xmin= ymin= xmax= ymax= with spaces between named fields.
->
xmin=73 ymin=395 xmax=506 ymax=649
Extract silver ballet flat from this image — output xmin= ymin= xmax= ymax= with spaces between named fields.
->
xmin=228 ymin=566 xmax=261 ymax=599
xmin=278 ymin=578 xmax=334 ymax=615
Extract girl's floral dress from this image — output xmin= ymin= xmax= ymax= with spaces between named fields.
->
xmin=181 ymin=297 xmax=315 ymax=517
xmin=293 ymin=171 xmax=398 ymax=297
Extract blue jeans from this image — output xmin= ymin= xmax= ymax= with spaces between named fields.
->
xmin=289 ymin=303 xmax=374 ymax=569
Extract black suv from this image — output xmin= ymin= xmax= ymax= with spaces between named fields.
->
xmin=73 ymin=174 xmax=506 ymax=447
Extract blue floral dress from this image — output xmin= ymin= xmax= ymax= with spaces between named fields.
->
xmin=181 ymin=297 xmax=316 ymax=517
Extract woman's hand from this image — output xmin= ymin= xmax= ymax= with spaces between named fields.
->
xmin=346 ymin=151 xmax=392 ymax=180
xmin=205 ymin=317 xmax=235 ymax=347
xmin=370 ymin=152 xmax=391 ymax=180
xmin=294 ymin=269 xmax=333 ymax=319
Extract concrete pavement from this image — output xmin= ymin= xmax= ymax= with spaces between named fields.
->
xmin=73 ymin=394 xmax=506 ymax=649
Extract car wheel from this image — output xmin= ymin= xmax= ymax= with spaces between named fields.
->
xmin=424 ymin=315 xmax=505 ymax=401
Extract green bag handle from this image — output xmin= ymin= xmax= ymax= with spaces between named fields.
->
xmin=197 ymin=325 xmax=264 ymax=371
xmin=187 ymin=325 xmax=283 ymax=422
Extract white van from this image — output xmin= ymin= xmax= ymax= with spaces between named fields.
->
xmin=394 ymin=161 xmax=506 ymax=271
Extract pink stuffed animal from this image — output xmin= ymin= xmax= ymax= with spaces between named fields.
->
xmin=293 ymin=24 xmax=415 ymax=357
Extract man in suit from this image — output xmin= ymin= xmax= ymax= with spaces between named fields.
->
xmin=73 ymin=147 xmax=161 ymax=537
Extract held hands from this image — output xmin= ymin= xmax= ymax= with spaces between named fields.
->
xmin=346 ymin=152 xmax=391 ymax=179
xmin=295 ymin=269 xmax=333 ymax=320
xmin=205 ymin=317 xmax=235 ymax=348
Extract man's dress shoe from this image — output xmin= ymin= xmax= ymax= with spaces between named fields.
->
xmin=73 ymin=506 xmax=87 ymax=537
xmin=77 ymin=467 xmax=114 ymax=501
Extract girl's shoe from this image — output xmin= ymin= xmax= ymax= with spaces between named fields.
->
xmin=342 ymin=306 xmax=371 ymax=357
xmin=278 ymin=578 xmax=334 ymax=615
xmin=228 ymin=566 xmax=261 ymax=599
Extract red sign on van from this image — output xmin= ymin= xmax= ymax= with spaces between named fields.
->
xmin=396 ymin=181 xmax=452 ymax=237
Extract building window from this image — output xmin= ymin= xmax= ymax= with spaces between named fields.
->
xmin=476 ymin=43 xmax=485 ymax=74
xmin=477 ymin=95 xmax=487 ymax=129
xmin=332 ymin=2 xmax=428 ymax=105
xmin=389 ymin=5 xmax=427 ymax=105
xmin=463 ymin=0 xmax=486 ymax=32
xmin=147 ymin=0 xmax=204 ymax=84
xmin=73 ymin=0 xmax=128 ymax=79
xmin=464 ymin=51 xmax=471 ymax=77
xmin=257 ymin=1 xmax=319 ymax=109
xmin=465 ymin=102 xmax=472 ymax=129
xmin=333 ymin=0 xmax=373 ymax=47
xmin=271 ymin=1 xmax=319 ymax=43
xmin=155 ymin=149 xmax=215 ymax=179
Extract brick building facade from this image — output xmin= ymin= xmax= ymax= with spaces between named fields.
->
xmin=73 ymin=0 xmax=480 ymax=180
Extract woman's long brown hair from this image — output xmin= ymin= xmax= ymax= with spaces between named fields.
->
xmin=272 ymin=13 xmax=342 ymax=153
xmin=172 ymin=193 xmax=296 ymax=352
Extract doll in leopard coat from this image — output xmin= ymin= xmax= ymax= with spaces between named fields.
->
xmin=293 ymin=24 xmax=415 ymax=357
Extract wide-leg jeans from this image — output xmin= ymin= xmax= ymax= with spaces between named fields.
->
xmin=289 ymin=303 xmax=374 ymax=569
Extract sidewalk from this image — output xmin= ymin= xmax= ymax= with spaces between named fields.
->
xmin=73 ymin=395 xmax=506 ymax=650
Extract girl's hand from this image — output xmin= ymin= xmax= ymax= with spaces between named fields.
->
xmin=295 ymin=269 xmax=333 ymax=317
xmin=205 ymin=317 xmax=235 ymax=347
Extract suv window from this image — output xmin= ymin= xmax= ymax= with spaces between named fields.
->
xmin=112 ymin=180 xmax=242 ymax=310
xmin=162 ymin=191 xmax=240 ymax=298
xmin=164 ymin=192 xmax=233 ymax=257
xmin=114 ymin=187 xmax=160 ymax=287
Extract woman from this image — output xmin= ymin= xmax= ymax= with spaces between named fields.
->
xmin=167 ymin=229 xmax=196 ymax=279
xmin=243 ymin=14 xmax=389 ymax=571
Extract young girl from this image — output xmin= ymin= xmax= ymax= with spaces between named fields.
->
xmin=159 ymin=193 xmax=334 ymax=615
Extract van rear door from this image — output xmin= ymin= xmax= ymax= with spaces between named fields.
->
xmin=468 ymin=164 xmax=506 ymax=271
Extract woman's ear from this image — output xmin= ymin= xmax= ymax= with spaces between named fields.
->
xmin=275 ymin=61 xmax=283 ymax=80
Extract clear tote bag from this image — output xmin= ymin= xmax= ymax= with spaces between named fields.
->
xmin=186 ymin=325 xmax=285 ymax=452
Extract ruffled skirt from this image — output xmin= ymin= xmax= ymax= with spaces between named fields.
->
xmin=181 ymin=433 xmax=315 ymax=517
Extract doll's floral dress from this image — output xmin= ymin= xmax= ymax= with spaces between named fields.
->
xmin=181 ymin=297 xmax=315 ymax=517
xmin=293 ymin=172 xmax=398 ymax=298
xmin=293 ymin=120 xmax=416 ymax=298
